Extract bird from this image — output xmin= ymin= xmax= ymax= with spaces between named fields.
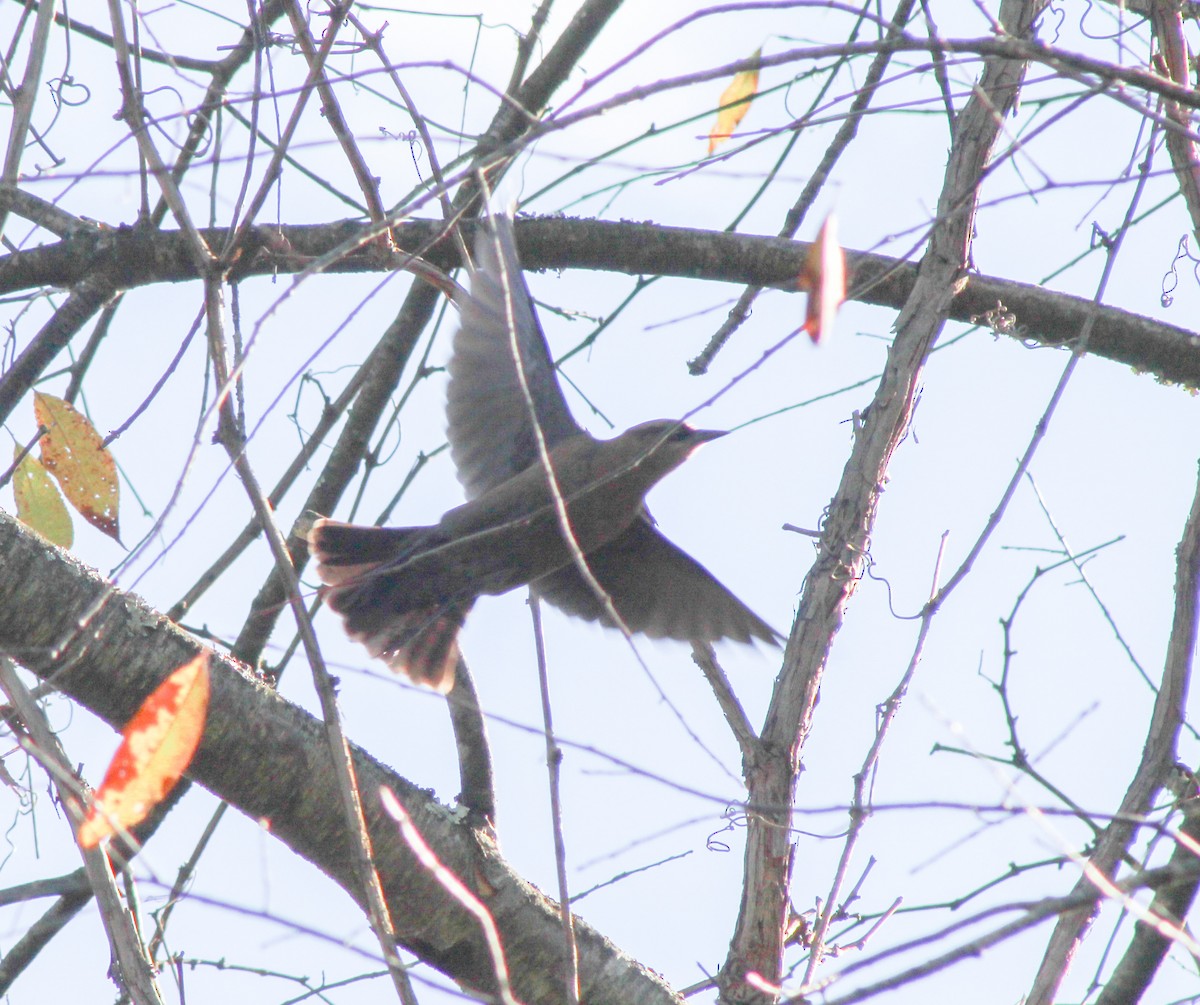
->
xmin=308 ymin=212 xmax=779 ymax=692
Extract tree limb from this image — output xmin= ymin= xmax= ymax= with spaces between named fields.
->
xmin=0 ymin=511 xmax=680 ymax=1005
xmin=3 ymin=217 xmax=1197 ymax=388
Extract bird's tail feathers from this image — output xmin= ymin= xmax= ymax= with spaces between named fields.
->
xmin=348 ymin=605 xmax=468 ymax=694
xmin=307 ymin=517 xmax=468 ymax=692
xmin=307 ymin=518 xmax=426 ymax=585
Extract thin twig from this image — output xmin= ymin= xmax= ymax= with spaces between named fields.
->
xmin=802 ymin=532 xmax=947 ymax=984
xmin=446 ymin=657 xmax=497 ymax=824
xmin=104 ymin=0 xmax=213 ymax=269
xmin=530 ymin=594 xmax=581 ymax=1005
xmin=381 ymin=788 xmax=520 ymax=1005
xmin=691 ymin=642 xmax=759 ymax=766
xmin=0 ymin=0 xmax=56 ymax=240
xmin=145 ymin=802 xmax=228 ymax=963
xmin=286 ymin=2 xmax=386 ymax=222
xmin=229 ymin=1 xmax=351 ymax=250
xmin=0 ymin=656 xmax=164 ymax=1004
xmin=201 ymin=268 xmax=415 ymax=1003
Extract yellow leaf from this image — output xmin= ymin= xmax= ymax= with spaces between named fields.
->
xmin=708 ymin=48 xmax=761 ymax=154
xmin=796 ymin=213 xmax=847 ymax=344
xmin=78 ymin=654 xmax=210 ymax=848
xmin=12 ymin=447 xmax=73 ymax=548
xmin=34 ymin=391 xmax=120 ymax=542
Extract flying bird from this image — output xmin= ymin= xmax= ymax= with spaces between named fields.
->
xmin=309 ymin=213 xmax=779 ymax=692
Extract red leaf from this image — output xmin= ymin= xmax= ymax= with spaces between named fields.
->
xmin=797 ymin=214 xmax=847 ymax=344
xmin=77 ymin=654 xmax=210 ymax=848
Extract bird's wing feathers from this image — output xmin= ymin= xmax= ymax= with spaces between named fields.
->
xmin=531 ymin=518 xmax=781 ymax=646
xmin=314 ymin=213 xmax=777 ymax=689
xmin=447 ymin=214 xmax=582 ymax=500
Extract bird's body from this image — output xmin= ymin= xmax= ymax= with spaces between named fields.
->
xmin=309 ymin=213 xmax=778 ymax=691
xmin=313 ymin=422 xmax=718 ymax=613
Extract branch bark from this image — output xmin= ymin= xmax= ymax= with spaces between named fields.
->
xmin=3 ymin=217 xmax=1199 ymax=388
xmin=720 ymin=2 xmax=1046 ymax=1001
xmin=1093 ymin=800 xmax=1200 ymax=1005
xmin=0 ymin=510 xmax=679 ymax=1005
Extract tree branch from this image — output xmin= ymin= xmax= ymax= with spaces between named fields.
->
xmin=1026 ymin=453 xmax=1200 ymax=1004
xmin=3 ymin=216 xmax=1198 ymax=388
xmin=723 ymin=2 xmax=1045 ymax=1001
xmin=0 ymin=510 xmax=681 ymax=1005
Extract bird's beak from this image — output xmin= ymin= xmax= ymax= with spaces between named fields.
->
xmin=691 ymin=428 xmax=728 ymax=445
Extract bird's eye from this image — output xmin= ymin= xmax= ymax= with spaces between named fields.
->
xmin=670 ymin=426 xmax=691 ymax=441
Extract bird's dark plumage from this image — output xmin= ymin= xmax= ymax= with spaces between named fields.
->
xmin=309 ymin=212 xmax=779 ymax=691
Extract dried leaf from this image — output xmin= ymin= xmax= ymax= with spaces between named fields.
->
xmin=797 ymin=214 xmax=847 ymax=344
xmin=708 ymin=48 xmax=761 ymax=154
xmin=77 ymin=654 xmax=210 ymax=848
xmin=34 ymin=391 xmax=120 ymax=541
xmin=12 ymin=447 xmax=73 ymax=548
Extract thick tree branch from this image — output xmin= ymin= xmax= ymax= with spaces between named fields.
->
xmin=1093 ymin=800 xmax=1200 ymax=1005
xmin=2 ymin=216 xmax=1198 ymax=388
xmin=0 ymin=511 xmax=680 ymax=1005
xmin=720 ymin=2 xmax=1046 ymax=1002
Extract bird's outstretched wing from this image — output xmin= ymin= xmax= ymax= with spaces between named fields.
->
xmin=531 ymin=518 xmax=781 ymax=646
xmin=447 ymin=213 xmax=582 ymax=500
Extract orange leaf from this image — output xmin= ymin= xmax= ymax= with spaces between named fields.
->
xmin=77 ymin=654 xmax=210 ymax=848
xmin=34 ymin=391 xmax=120 ymax=542
xmin=708 ymin=48 xmax=761 ymax=154
xmin=12 ymin=446 xmax=73 ymax=548
xmin=796 ymin=214 xmax=847 ymax=344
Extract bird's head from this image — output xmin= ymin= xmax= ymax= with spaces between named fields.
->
xmin=602 ymin=420 xmax=727 ymax=486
